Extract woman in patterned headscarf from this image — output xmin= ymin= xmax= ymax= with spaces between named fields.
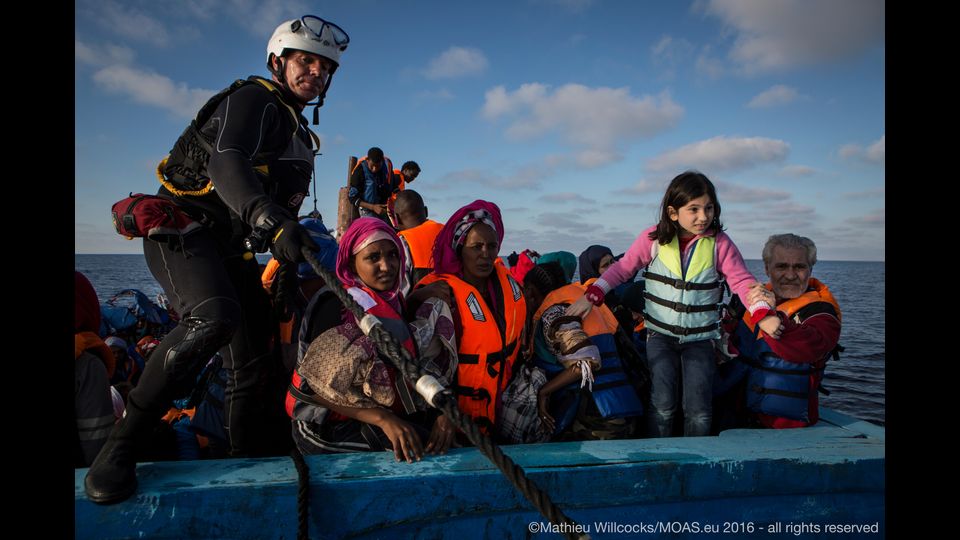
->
xmin=416 ymin=201 xmax=527 ymax=440
xmin=290 ymin=218 xmax=459 ymax=461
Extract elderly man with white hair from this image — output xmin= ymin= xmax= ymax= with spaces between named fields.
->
xmin=734 ymin=233 xmax=843 ymax=428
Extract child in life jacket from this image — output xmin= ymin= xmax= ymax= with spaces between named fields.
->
xmin=566 ymin=171 xmax=782 ymax=437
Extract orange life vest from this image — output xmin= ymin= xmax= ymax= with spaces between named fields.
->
xmin=351 ymin=156 xmax=395 ymax=176
xmin=398 ymin=219 xmax=443 ymax=272
xmin=419 ymin=264 xmax=526 ymax=431
xmin=531 ymin=283 xmax=618 ymax=346
xmin=75 ymin=331 xmax=116 ymax=379
xmin=741 ymin=278 xmax=842 ymax=332
xmin=528 ymin=282 xmax=645 ymax=423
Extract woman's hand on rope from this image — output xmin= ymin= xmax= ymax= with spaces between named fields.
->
xmin=425 ymin=413 xmax=457 ymax=455
xmin=374 ymin=410 xmax=424 ymax=463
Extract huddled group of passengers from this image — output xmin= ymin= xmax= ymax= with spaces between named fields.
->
xmin=79 ymin=14 xmax=842 ymax=505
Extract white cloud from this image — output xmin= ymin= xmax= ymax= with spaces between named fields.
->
xmin=436 ymin=156 xmax=561 ymax=191
xmin=651 ymin=35 xmax=695 ymax=64
xmin=424 ymin=47 xmax=489 ymax=80
xmin=541 ymin=193 xmax=596 ymax=204
xmin=779 ymin=165 xmax=817 ymax=177
xmin=839 ymin=143 xmax=862 ymax=159
xmin=95 ymin=1 xmax=171 ymax=47
xmin=537 ymin=212 xmax=589 ymax=230
xmin=576 ymin=149 xmax=622 ymax=168
xmin=75 ymin=40 xmax=136 ymax=67
xmin=501 ymin=225 xmax=636 ymax=259
xmin=700 ymin=0 xmax=885 ymax=74
xmin=865 ymin=135 xmax=885 ymax=164
xmin=695 ymin=46 xmax=725 ymax=79
xmin=222 ymin=0 xmax=312 ymax=37
xmin=746 ymin=85 xmax=802 ymax=108
xmin=714 ymin=180 xmax=792 ymax=203
xmin=838 ymin=135 xmax=884 ymax=164
xmin=846 ymin=209 xmax=885 ymax=226
xmin=841 ymin=187 xmax=884 ymax=200
xmin=92 ymin=65 xmax=217 ymax=119
xmin=613 ymin=179 xmax=666 ymax=197
xmin=647 ymin=136 xmax=789 ymax=173
xmin=482 ymin=83 xmax=683 ymax=167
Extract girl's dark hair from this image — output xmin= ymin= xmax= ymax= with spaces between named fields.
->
xmin=648 ymin=171 xmax=724 ymax=244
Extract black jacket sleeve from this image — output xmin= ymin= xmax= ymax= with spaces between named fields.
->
xmin=202 ymin=84 xmax=294 ymax=227
xmin=348 ymin=165 xmax=365 ymax=207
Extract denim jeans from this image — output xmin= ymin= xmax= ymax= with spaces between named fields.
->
xmin=645 ymin=330 xmax=717 ymax=437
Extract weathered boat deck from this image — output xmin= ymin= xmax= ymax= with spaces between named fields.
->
xmin=75 ymin=408 xmax=884 ymax=539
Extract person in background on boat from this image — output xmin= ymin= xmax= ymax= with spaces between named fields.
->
xmin=104 ymin=336 xmax=145 ymax=387
xmin=578 ymin=244 xmax=637 ymax=330
xmin=578 ymin=245 xmax=616 ymax=286
xmin=76 ymin=272 xmax=119 ymax=468
xmin=731 ymin=234 xmax=842 ymax=429
xmin=386 ymin=160 xmax=421 ymax=227
xmin=516 ymin=262 xmax=644 ymax=442
xmin=415 ymin=200 xmax=527 ymax=441
xmin=536 ymin=251 xmax=577 ymax=285
xmin=508 ymin=248 xmax=540 ymax=284
xmin=288 ymin=218 xmax=459 ymax=461
xmin=261 ymin=215 xmax=340 ymax=373
xmin=617 ymin=280 xmax=648 ymax=356
xmin=566 ymin=171 xmax=780 ymax=438
xmin=349 ymin=147 xmax=399 ymax=222
xmin=394 ymin=189 xmax=444 ymax=291
xmin=85 ymin=15 xmax=350 ymax=504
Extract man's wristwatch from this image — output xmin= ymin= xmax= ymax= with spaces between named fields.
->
xmin=243 ymin=214 xmax=281 ymax=253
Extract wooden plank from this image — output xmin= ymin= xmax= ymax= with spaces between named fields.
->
xmin=336 ymin=156 xmax=358 ymax=238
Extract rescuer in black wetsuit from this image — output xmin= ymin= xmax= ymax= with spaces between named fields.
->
xmin=85 ymin=15 xmax=351 ymax=505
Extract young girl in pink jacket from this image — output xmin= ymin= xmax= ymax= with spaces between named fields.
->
xmin=567 ymin=171 xmax=782 ymax=437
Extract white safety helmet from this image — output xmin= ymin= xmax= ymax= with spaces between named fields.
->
xmin=267 ymin=15 xmax=349 ymax=69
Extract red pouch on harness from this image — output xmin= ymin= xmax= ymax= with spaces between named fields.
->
xmin=111 ymin=193 xmax=201 ymax=240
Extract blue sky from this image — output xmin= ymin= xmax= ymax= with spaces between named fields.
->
xmin=75 ymin=0 xmax=885 ymax=261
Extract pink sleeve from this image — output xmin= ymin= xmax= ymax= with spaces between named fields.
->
xmin=714 ymin=232 xmax=770 ymax=316
xmin=594 ymin=225 xmax=657 ymax=294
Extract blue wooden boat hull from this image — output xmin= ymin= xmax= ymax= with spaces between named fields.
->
xmin=75 ymin=408 xmax=884 ymax=538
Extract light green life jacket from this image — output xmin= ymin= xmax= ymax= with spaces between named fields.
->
xmin=643 ymin=235 xmax=723 ymax=343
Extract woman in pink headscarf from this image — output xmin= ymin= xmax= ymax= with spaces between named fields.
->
xmin=416 ymin=201 xmax=527 ymax=440
xmin=290 ymin=218 xmax=459 ymax=461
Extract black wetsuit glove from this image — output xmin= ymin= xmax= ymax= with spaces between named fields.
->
xmin=270 ymin=219 xmax=319 ymax=264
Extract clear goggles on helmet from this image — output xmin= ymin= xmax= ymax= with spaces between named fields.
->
xmin=292 ymin=15 xmax=350 ymax=46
